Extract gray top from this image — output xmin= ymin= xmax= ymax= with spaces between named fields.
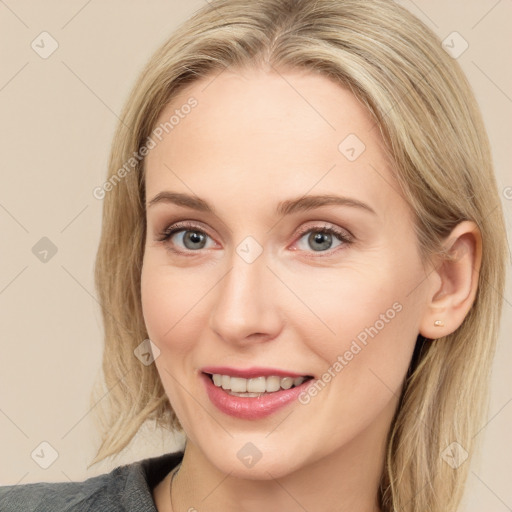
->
xmin=0 ymin=451 xmax=184 ymax=511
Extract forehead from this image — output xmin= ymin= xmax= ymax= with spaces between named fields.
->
xmin=144 ymin=67 xmax=406 ymax=222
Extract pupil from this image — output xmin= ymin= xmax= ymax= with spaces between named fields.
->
xmin=309 ymin=231 xmax=332 ymax=251
xmin=185 ymin=231 xmax=205 ymax=249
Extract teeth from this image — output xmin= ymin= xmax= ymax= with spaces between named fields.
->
xmin=281 ymin=377 xmax=293 ymax=389
xmin=230 ymin=377 xmax=247 ymax=393
xmin=266 ymin=376 xmax=281 ymax=392
xmin=247 ymin=376 xmax=266 ymax=393
xmin=209 ymin=374 xmax=308 ymax=393
xmin=293 ymin=377 xmax=304 ymax=387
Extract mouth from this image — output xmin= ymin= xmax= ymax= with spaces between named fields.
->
xmin=200 ymin=367 xmax=316 ymax=419
xmin=202 ymin=371 xmax=314 ymax=397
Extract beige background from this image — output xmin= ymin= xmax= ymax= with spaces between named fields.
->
xmin=0 ymin=1 xmax=510 ymax=510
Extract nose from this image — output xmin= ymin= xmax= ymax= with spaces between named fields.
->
xmin=208 ymin=247 xmax=283 ymax=346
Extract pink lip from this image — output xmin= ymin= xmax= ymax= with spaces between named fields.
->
xmin=200 ymin=366 xmax=310 ymax=379
xmin=201 ymin=372 xmax=314 ymax=420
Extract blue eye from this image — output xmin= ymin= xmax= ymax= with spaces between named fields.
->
xmin=172 ymin=230 xmax=210 ymax=250
xmin=295 ymin=226 xmax=352 ymax=253
xmin=157 ymin=222 xmax=353 ymax=255
xmin=158 ymin=223 xmax=214 ymax=251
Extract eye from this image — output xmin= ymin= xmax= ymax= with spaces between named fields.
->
xmin=156 ymin=221 xmax=216 ymax=253
xmin=294 ymin=224 xmax=353 ymax=254
xmin=156 ymin=221 xmax=353 ymax=256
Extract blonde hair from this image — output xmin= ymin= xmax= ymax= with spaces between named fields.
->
xmin=90 ymin=1 xmax=508 ymax=510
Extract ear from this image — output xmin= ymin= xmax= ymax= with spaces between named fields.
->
xmin=419 ymin=221 xmax=482 ymax=340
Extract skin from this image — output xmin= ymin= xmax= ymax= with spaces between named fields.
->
xmin=142 ymin=67 xmax=481 ymax=512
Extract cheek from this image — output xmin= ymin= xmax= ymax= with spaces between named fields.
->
xmin=288 ymin=261 xmax=423 ymax=444
xmin=141 ymin=259 xmax=208 ymax=348
xmin=297 ymin=257 xmax=423 ymax=395
xmin=141 ymin=260 xmax=209 ymax=429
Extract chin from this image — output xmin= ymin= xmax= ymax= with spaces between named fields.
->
xmin=198 ymin=439 xmax=311 ymax=481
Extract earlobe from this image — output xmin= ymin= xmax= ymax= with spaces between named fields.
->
xmin=419 ymin=221 xmax=482 ymax=340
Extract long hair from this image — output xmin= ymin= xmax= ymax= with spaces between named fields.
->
xmin=89 ymin=1 xmax=508 ymax=510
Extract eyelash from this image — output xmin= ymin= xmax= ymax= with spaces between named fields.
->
xmin=156 ymin=221 xmax=353 ymax=257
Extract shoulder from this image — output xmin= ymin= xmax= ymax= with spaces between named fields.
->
xmin=0 ymin=451 xmax=184 ymax=512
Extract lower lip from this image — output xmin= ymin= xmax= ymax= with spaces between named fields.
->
xmin=201 ymin=373 xmax=313 ymax=420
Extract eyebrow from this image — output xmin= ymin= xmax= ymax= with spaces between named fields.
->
xmin=146 ymin=191 xmax=376 ymax=216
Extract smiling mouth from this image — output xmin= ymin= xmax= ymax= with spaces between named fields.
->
xmin=203 ymin=372 xmax=314 ymax=397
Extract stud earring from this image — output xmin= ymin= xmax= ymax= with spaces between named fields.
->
xmin=434 ymin=320 xmax=444 ymax=327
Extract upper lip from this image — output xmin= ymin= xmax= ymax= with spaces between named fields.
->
xmin=201 ymin=366 xmax=313 ymax=379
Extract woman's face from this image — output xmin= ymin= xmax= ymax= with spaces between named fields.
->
xmin=141 ymin=67 xmax=433 ymax=478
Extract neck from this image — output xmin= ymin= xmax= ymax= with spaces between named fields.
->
xmin=165 ymin=407 xmax=394 ymax=512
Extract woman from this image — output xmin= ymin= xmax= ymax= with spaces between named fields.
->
xmin=1 ymin=0 xmax=507 ymax=511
